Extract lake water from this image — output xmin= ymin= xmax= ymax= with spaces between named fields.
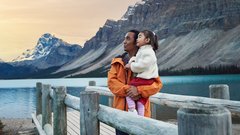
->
xmin=0 ymin=74 xmax=240 ymax=118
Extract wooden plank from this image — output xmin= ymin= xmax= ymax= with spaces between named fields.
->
xmin=36 ymin=82 xmax=42 ymax=116
xmin=100 ymin=123 xmax=115 ymax=132
xmin=150 ymin=93 xmax=240 ymax=117
xmin=80 ymin=91 xmax=99 ymax=135
xmin=86 ymin=86 xmax=240 ymax=117
xmin=67 ymin=116 xmax=80 ymax=130
xmin=98 ymin=105 xmax=178 ymax=135
xmin=68 ymin=114 xmax=80 ymax=125
xmin=69 ymin=111 xmax=80 ymax=119
xmin=44 ymin=124 xmax=53 ymax=135
xmin=85 ymin=86 xmax=113 ymax=97
xmin=178 ymin=106 xmax=232 ymax=135
xmin=42 ymin=84 xmax=52 ymax=127
xmin=209 ymin=84 xmax=230 ymax=100
xmin=67 ymin=119 xmax=80 ymax=135
xmin=53 ymin=86 xmax=67 ymax=135
xmin=33 ymin=110 xmax=115 ymax=135
xmin=67 ymin=125 xmax=78 ymax=135
xmin=67 ymin=111 xmax=80 ymax=135
xmin=32 ymin=113 xmax=47 ymax=135
xmin=67 ymin=110 xmax=115 ymax=135
xmin=64 ymin=94 xmax=80 ymax=111
xmin=100 ymin=128 xmax=112 ymax=135
xmin=100 ymin=123 xmax=115 ymax=135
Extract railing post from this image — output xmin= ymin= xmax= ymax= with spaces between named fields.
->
xmin=108 ymin=97 xmax=113 ymax=107
xmin=42 ymin=84 xmax=52 ymax=128
xmin=89 ymin=81 xmax=96 ymax=86
xmin=53 ymin=86 xmax=67 ymax=135
xmin=209 ymin=84 xmax=230 ymax=100
xmin=36 ymin=82 xmax=42 ymax=116
xmin=177 ymin=106 xmax=232 ymax=135
xmin=151 ymin=103 xmax=157 ymax=119
xmin=80 ymin=91 xmax=99 ymax=135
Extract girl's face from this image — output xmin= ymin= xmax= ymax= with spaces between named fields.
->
xmin=137 ymin=32 xmax=149 ymax=47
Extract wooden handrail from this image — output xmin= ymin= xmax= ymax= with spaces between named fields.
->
xmin=64 ymin=94 xmax=80 ymax=111
xmin=98 ymin=105 xmax=178 ymax=135
xmin=86 ymin=86 xmax=240 ymax=117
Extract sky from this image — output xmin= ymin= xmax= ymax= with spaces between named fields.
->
xmin=0 ymin=0 xmax=140 ymax=62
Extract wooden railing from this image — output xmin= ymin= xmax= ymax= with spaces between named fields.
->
xmin=32 ymin=82 xmax=177 ymax=135
xmin=87 ymin=85 xmax=240 ymax=117
xmin=32 ymin=82 xmax=239 ymax=135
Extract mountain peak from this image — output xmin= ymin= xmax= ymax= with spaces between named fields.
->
xmin=12 ymin=33 xmax=81 ymax=62
xmin=37 ymin=33 xmax=60 ymax=48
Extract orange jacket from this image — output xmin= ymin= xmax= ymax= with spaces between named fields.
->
xmin=108 ymin=57 xmax=163 ymax=117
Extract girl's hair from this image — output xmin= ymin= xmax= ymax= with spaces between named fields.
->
xmin=141 ymin=30 xmax=158 ymax=51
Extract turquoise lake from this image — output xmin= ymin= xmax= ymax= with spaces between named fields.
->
xmin=0 ymin=74 xmax=240 ymax=118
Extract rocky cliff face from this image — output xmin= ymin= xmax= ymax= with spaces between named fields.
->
xmin=54 ymin=0 xmax=240 ymax=77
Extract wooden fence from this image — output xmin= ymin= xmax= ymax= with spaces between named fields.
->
xmin=32 ymin=82 xmax=177 ymax=135
xmin=32 ymin=82 xmax=240 ymax=135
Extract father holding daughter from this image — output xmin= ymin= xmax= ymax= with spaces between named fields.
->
xmin=108 ymin=29 xmax=162 ymax=135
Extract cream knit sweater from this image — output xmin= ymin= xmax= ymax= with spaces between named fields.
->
xmin=129 ymin=45 xmax=159 ymax=79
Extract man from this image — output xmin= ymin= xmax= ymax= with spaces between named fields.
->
xmin=108 ymin=30 xmax=163 ymax=135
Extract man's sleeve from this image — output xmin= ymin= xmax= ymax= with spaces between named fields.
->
xmin=137 ymin=77 xmax=163 ymax=98
xmin=107 ymin=62 xmax=130 ymax=97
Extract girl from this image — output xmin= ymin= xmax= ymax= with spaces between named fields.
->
xmin=125 ymin=30 xmax=159 ymax=116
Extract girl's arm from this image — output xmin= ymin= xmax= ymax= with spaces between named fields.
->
xmin=130 ymin=49 xmax=156 ymax=73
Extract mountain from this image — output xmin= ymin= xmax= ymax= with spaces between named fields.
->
xmin=53 ymin=0 xmax=240 ymax=77
xmin=0 ymin=58 xmax=3 ymax=63
xmin=0 ymin=33 xmax=83 ymax=79
xmin=11 ymin=33 xmax=82 ymax=69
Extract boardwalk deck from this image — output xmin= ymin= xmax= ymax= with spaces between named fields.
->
xmin=67 ymin=110 xmax=115 ymax=135
xmin=32 ymin=109 xmax=115 ymax=135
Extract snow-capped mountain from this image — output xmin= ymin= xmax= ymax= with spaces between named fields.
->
xmin=11 ymin=33 xmax=82 ymax=69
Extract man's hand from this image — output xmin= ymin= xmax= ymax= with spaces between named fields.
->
xmin=127 ymin=86 xmax=139 ymax=98
xmin=132 ymin=95 xmax=141 ymax=101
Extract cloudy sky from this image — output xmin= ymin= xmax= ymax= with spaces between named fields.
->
xmin=0 ymin=0 xmax=140 ymax=61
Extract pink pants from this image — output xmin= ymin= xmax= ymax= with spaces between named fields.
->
xmin=126 ymin=77 xmax=154 ymax=116
xmin=126 ymin=96 xmax=145 ymax=116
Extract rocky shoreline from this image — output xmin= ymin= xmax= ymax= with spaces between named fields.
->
xmin=0 ymin=118 xmax=36 ymax=135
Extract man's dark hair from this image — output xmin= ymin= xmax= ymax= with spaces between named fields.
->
xmin=128 ymin=29 xmax=139 ymax=43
